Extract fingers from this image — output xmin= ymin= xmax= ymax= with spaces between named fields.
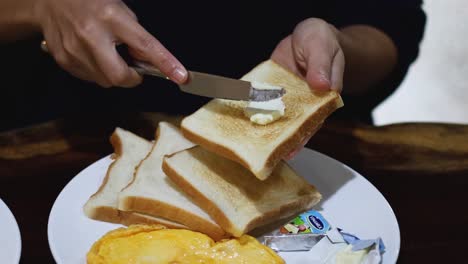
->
xmin=61 ymin=30 xmax=112 ymax=86
xmin=118 ymin=1 xmax=138 ymax=21
xmin=296 ymin=31 xmax=334 ymax=91
xmin=306 ymin=45 xmax=344 ymax=92
xmin=44 ymin=11 xmax=141 ymax=87
xmin=90 ymin=3 xmax=185 ymax=86
xmin=96 ymin=48 xmax=143 ymax=88
xmin=87 ymin=37 xmax=143 ymax=88
xmin=290 ymin=18 xmax=344 ymax=92
xmin=43 ymin=20 xmax=110 ymax=86
xmin=44 ymin=2 xmax=174 ymax=88
xmin=330 ymin=49 xmax=345 ymax=92
xmin=78 ymin=4 xmax=144 ymax=88
xmin=271 ymin=36 xmax=301 ymax=76
xmin=111 ymin=11 xmax=187 ymax=84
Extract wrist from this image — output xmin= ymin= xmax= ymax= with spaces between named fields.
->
xmin=0 ymin=0 xmax=42 ymax=42
xmin=12 ymin=0 xmax=43 ymax=35
xmin=27 ymin=0 xmax=43 ymax=32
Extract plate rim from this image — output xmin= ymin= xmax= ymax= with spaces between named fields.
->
xmin=303 ymin=149 xmax=401 ymax=261
xmin=0 ymin=198 xmax=22 ymax=264
xmin=47 ymin=148 xmax=400 ymax=263
xmin=47 ymin=156 xmax=112 ymax=264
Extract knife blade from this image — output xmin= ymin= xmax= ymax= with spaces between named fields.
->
xmin=133 ymin=61 xmax=285 ymax=102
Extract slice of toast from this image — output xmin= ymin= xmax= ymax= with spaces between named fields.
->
xmin=119 ymin=122 xmax=226 ymax=240
xmin=83 ymin=127 xmax=186 ymax=229
xmin=181 ymin=60 xmax=343 ymax=180
xmin=162 ymin=146 xmax=322 ymax=237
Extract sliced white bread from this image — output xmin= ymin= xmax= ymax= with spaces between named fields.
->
xmin=162 ymin=146 xmax=322 ymax=237
xmin=118 ymin=122 xmax=226 ymax=240
xmin=181 ymin=60 xmax=343 ymax=180
xmin=83 ymin=127 xmax=186 ymax=229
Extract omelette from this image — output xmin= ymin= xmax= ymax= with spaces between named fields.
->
xmin=87 ymin=225 xmax=284 ymax=264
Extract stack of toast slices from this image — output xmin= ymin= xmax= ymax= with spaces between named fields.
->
xmin=84 ymin=60 xmax=343 ymax=240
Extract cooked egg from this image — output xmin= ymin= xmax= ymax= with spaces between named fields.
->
xmin=87 ymin=225 xmax=284 ymax=264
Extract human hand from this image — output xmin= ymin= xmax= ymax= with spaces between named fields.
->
xmin=271 ymin=18 xmax=344 ymax=93
xmin=35 ymin=0 xmax=187 ymax=87
xmin=271 ymin=18 xmax=343 ymax=160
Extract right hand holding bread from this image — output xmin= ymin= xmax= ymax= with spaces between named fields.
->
xmin=34 ymin=0 xmax=187 ymax=87
xmin=271 ymin=18 xmax=344 ymax=93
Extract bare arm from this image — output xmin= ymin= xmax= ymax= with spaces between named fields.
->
xmin=0 ymin=0 xmax=39 ymax=41
xmin=339 ymin=25 xmax=397 ymax=95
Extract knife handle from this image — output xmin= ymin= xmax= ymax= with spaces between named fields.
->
xmin=117 ymin=45 xmax=169 ymax=80
xmin=132 ymin=61 xmax=169 ymax=80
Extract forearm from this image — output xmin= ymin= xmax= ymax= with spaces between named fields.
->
xmin=0 ymin=0 xmax=39 ymax=42
xmin=338 ymin=25 xmax=398 ymax=95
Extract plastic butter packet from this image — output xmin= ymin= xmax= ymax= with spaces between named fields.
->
xmin=340 ymin=231 xmax=385 ymax=255
xmin=260 ymin=210 xmax=330 ymax=251
xmin=259 ymin=209 xmax=387 ymax=263
xmin=279 ymin=210 xmax=331 ymax=235
xmin=304 ymin=228 xmax=378 ymax=264
xmin=336 ymin=230 xmax=385 ymax=264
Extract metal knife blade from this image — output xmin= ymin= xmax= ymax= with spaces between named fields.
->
xmin=133 ymin=61 xmax=285 ymax=102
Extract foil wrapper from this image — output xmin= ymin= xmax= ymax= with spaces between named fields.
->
xmin=262 ymin=233 xmax=325 ymax=251
xmin=258 ymin=209 xmax=386 ymax=263
xmin=259 ymin=210 xmax=330 ymax=252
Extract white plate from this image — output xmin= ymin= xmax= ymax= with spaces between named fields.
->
xmin=48 ymin=148 xmax=399 ymax=264
xmin=0 ymin=198 xmax=22 ymax=264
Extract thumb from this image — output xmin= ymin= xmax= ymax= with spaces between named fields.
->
xmin=304 ymin=46 xmax=333 ymax=91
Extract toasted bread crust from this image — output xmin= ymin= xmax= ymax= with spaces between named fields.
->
xmin=119 ymin=195 xmax=226 ymax=241
xmin=181 ymin=129 xmax=253 ymax=176
xmin=117 ymin=123 xmax=224 ymax=240
xmin=243 ymin=180 xmax=322 ymax=233
xmin=85 ymin=205 xmax=187 ymax=229
xmin=162 ymin=159 xmax=235 ymax=236
xmin=83 ymin=128 xmax=187 ymax=229
xmin=265 ymin=95 xmax=343 ymax=172
xmin=163 ymin=158 xmax=322 ymax=237
xmin=85 ymin=129 xmax=124 ymax=202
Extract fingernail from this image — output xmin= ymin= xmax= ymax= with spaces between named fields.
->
xmin=172 ymin=67 xmax=187 ymax=84
xmin=308 ymin=70 xmax=331 ymax=91
xmin=319 ymin=71 xmax=331 ymax=86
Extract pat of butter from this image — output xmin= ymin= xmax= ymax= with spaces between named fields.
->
xmin=244 ymin=97 xmax=285 ymax=125
xmin=244 ymin=82 xmax=285 ymax=125
xmin=250 ymin=81 xmax=283 ymax=90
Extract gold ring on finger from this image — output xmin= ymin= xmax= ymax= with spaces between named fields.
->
xmin=40 ymin=40 xmax=49 ymax=53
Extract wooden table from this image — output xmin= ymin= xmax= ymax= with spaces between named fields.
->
xmin=1 ymin=113 xmax=467 ymax=263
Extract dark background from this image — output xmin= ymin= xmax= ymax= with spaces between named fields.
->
xmin=0 ymin=1 xmax=425 ymax=131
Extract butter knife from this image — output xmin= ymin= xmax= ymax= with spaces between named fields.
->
xmin=133 ymin=61 xmax=285 ymax=102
